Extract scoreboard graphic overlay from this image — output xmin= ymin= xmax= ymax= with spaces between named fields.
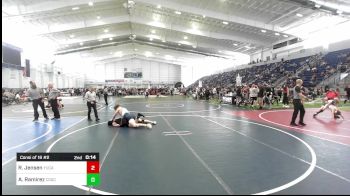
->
xmin=16 ymin=153 xmax=100 ymax=186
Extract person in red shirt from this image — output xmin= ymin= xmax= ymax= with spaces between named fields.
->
xmin=326 ymin=90 xmax=337 ymax=100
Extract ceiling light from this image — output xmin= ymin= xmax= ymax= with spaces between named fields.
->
xmin=296 ymin=13 xmax=303 ymax=17
xmin=222 ymin=21 xmax=228 ymax=25
xmin=104 ymin=29 xmax=109 ymax=33
xmin=96 ymin=16 xmax=101 ymax=19
xmin=192 ymin=45 xmax=197 ymax=48
xmin=157 ymin=5 xmax=161 ymax=9
xmin=65 ymin=44 xmax=70 ymax=47
xmin=218 ymin=50 xmax=223 ymax=53
xmin=151 ymin=30 xmax=156 ymax=34
xmin=153 ymin=14 xmax=161 ymax=21
xmin=109 ymin=52 xmax=113 ymax=55
xmin=109 ymin=37 xmax=113 ymax=41
xmin=72 ymin=7 xmax=80 ymax=10
xmin=184 ymin=36 xmax=188 ymax=40
xmin=129 ymin=34 xmax=136 ymax=40
xmin=164 ymin=55 xmax=173 ymax=60
xmin=315 ymin=4 xmax=321 ymax=8
xmin=233 ymin=43 xmax=238 ymax=46
xmin=145 ymin=51 xmax=152 ymax=57
xmin=115 ymin=51 xmax=123 ymax=57
xmin=98 ymin=39 xmax=103 ymax=41
xmin=134 ymin=48 xmax=138 ymax=51
xmin=88 ymin=2 xmax=94 ymax=6
xmin=162 ymin=40 xmax=166 ymax=43
xmin=175 ymin=11 xmax=181 ymax=15
xmin=178 ymin=43 xmax=181 ymax=46
xmin=79 ymin=42 xmax=84 ymax=46
xmin=261 ymin=29 xmax=266 ymax=33
xmin=148 ymin=33 xmax=161 ymax=40
xmin=202 ymin=15 xmax=206 ymax=18
xmin=337 ymin=10 xmax=343 ymax=14
xmin=275 ymin=32 xmax=280 ymax=36
xmin=283 ymin=35 xmax=288 ymax=38
xmin=69 ymin=34 xmax=75 ymax=38
xmin=149 ymin=38 xmax=153 ymax=41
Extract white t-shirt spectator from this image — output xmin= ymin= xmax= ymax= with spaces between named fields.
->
xmin=250 ymin=87 xmax=259 ymax=98
xmin=85 ymin=91 xmax=97 ymax=103
xmin=15 ymin=93 xmax=20 ymax=100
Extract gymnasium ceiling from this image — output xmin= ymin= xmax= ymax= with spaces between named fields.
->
xmin=2 ymin=0 xmax=350 ymax=64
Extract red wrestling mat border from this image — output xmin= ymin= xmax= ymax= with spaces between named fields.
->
xmin=223 ymin=109 xmax=350 ymax=146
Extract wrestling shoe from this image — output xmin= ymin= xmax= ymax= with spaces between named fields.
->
xmin=146 ymin=124 xmax=152 ymax=129
xmin=152 ymin=121 xmax=157 ymax=125
xmin=299 ymin=122 xmax=306 ymax=126
xmin=290 ymin=122 xmax=298 ymax=126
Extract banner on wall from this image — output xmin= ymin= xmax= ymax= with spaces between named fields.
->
xmin=10 ymin=70 xmax=16 ymax=79
xmin=25 ymin=59 xmax=30 ymax=77
xmin=124 ymin=68 xmax=142 ymax=78
xmin=236 ymin=74 xmax=242 ymax=86
xmin=340 ymin=73 xmax=348 ymax=80
xmin=105 ymin=79 xmax=125 ymax=84
xmin=22 ymin=67 xmax=26 ymax=77
xmin=2 ymin=62 xmax=22 ymax=70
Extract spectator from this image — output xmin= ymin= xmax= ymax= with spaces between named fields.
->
xmin=103 ymin=86 xmax=108 ymax=105
xmin=249 ymin=84 xmax=259 ymax=107
xmin=15 ymin=92 xmax=20 ymax=104
xmin=257 ymin=84 xmax=264 ymax=109
xmin=345 ymin=85 xmax=350 ymax=104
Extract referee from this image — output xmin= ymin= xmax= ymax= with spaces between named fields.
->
xmin=27 ymin=81 xmax=48 ymax=121
xmin=48 ymin=83 xmax=60 ymax=120
xmin=290 ymin=79 xmax=308 ymax=126
xmin=85 ymin=88 xmax=100 ymax=121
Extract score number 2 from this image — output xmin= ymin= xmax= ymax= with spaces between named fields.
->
xmin=87 ymin=161 xmax=99 ymax=173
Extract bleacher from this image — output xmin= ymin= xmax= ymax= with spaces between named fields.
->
xmin=189 ymin=48 xmax=350 ymax=89
xmin=299 ymin=48 xmax=350 ymax=87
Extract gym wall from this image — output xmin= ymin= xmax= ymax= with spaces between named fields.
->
xmin=93 ymin=58 xmax=181 ymax=85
